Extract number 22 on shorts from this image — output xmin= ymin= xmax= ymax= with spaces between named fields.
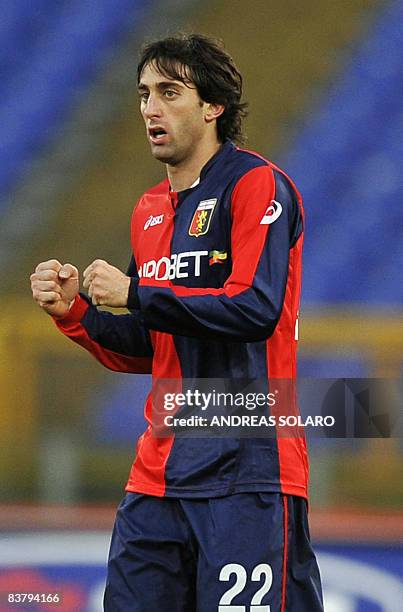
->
xmin=218 ymin=563 xmax=273 ymax=611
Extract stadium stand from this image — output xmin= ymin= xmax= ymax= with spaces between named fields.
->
xmin=0 ymin=0 xmax=148 ymax=204
xmin=1 ymin=0 xmax=400 ymax=508
xmin=1 ymin=3 xmax=401 ymax=607
xmin=283 ymin=0 xmax=403 ymax=304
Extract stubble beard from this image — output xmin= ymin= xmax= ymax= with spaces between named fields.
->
xmin=151 ymin=148 xmax=180 ymax=166
xmin=150 ymin=138 xmax=190 ymax=167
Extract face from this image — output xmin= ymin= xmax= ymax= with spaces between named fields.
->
xmin=138 ymin=62 xmax=213 ymax=166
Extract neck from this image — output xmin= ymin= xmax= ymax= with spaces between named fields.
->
xmin=167 ymin=139 xmax=221 ymax=192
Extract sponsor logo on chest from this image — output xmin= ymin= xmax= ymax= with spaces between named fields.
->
xmin=189 ymin=199 xmax=217 ymax=237
xmin=209 ymin=250 xmax=227 ymax=266
xmin=138 ymin=251 xmax=208 ymax=280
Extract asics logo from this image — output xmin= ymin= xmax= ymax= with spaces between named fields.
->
xmin=260 ymin=200 xmax=283 ymax=225
xmin=144 ymin=214 xmax=164 ymax=230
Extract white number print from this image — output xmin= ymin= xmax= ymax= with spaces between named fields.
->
xmin=218 ymin=563 xmax=272 ymax=612
xmin=219 ymin=563 xmax=247 ymax=611
xmin=251 ymin=564 xmax=273 ymax=611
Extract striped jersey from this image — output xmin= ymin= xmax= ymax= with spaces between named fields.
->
xmin=55 ymin=141 xmax=309 ymax=499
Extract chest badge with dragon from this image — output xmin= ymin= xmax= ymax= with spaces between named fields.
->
xmin=188 ymin=198 xmax=217 ymax=237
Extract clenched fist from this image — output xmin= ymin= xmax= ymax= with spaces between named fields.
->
xmin=83 ymin=259 xmax=130 ymax=307
xmin=30 ymin=259 xmax=79 ymax=318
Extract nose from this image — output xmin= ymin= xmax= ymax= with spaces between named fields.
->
xmin=142 ymin=94 xmax=162 ymax=119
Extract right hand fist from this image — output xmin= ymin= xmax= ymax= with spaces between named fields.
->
xmin=30 ymin=259 xmax=79 ymax=318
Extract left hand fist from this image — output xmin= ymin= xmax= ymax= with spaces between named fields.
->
xmin=83 ymin=259 xmax=131 ymax=307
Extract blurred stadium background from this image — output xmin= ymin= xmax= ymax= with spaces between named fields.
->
xmin=0 ymin=0 xmax=402 ymax=610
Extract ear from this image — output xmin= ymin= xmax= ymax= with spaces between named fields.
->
xmin=204 ymin=102 xmax=225 ymax=124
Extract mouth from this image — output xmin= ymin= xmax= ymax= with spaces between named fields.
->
xmin=148 ymin=126 xmax=168 ymax=145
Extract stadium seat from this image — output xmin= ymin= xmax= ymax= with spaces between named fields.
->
xmin=283 ymin=0 xmax=403 ymax=305
xmin=0 ymin=0 xmax=148 ymax=206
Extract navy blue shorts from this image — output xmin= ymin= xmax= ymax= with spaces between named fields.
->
xmin=104 ymin=492 xmax=323 ymax=611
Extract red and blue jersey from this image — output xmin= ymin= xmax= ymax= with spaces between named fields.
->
xmin=55 ymin=141 xmax=308 ymax=499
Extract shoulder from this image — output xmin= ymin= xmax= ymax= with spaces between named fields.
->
xmin=231 ymin=146 xmax=302 ymax=205
xmin=227 ymin=145 xmax=270 ymax=178
xmin=132 ymin=178 xmax=169 ymax=214
xmin=140 ymin=177 xmax=169 ymax=199
xmin=145 ymin=177 xmax=170 ymax=196
xmin=233 ymin=147 xmax=298 ymax=187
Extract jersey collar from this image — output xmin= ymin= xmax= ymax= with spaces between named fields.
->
xmin=168 ymin=140 xmax=234 ymax=202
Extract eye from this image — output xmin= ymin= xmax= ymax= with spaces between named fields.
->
xmin=139 ymin=92 xmax=149 ymax=102
xmin=164 ymin=90 xmax=177 ymax=98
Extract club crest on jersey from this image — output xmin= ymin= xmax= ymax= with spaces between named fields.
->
xmin=189 ymin=199 xmax=217 ymax=237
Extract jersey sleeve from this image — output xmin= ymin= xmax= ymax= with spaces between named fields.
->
xmin=54 ymin=256 xmax=153 ymax=373
xmin=130 ymin=165 xmax=303 ymax=342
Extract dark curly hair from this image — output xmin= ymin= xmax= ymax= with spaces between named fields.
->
xmin=137 ymin=33 xmax=248 ymax=144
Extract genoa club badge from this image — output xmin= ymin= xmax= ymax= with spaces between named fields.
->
xmin=189 ymin=199 xmax=217 ymax=237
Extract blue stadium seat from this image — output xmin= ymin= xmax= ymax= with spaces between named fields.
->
xmin=0 ymin=0 xmax=149 ymax=205
xmin=283 ymin=0 xmax=403 ymax=305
